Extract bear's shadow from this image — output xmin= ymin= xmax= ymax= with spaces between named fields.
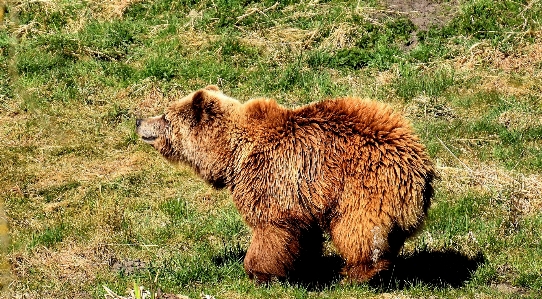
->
xmin=212 ymin=247 xmax=485 ymax=291
xmin=368 ymin=249 xmax=485 ymax=291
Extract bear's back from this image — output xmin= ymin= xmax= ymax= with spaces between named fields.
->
xmin=233 ymin=98 xmax=431 ymax=228
xmin=241 ymin=97 xmax=406 ymax=141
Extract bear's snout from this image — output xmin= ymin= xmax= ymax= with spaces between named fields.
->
xmin=136 ymin=115 xmax=167 ymax=145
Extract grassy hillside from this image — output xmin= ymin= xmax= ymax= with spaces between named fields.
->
xmin=1 ymin=0 xmax=541 ymax=298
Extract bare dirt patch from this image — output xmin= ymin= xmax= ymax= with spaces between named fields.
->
xmin=385 ymin=0 xmax=458 ymax=49
xmin=385 ymin=0 xmax=457 ymax=31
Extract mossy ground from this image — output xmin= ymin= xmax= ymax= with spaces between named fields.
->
xmin=1 ymin=0 xmax=541 ymax=298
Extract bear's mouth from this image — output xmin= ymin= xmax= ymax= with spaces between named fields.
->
xmin=141 ymin=136 xmax=158 ymax=144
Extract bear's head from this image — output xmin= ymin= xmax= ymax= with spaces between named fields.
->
xmin=136 ymin=85 xmax=240 ymax=188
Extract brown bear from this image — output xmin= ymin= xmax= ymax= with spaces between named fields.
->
xmin=136 ymin=85 xmax=435 ymax=284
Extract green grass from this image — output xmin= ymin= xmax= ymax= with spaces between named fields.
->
xmin=1 ymin=0 xmax=542 ymax=298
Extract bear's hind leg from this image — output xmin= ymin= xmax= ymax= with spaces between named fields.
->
xmin=330 ymin=217 xmax=392 ymax=282
xmin=341 ymin=259 xmax=391 ymax=282
xmin=244 ymin=224 xmax=322 ymax=284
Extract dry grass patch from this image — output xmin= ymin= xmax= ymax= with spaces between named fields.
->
xmin=132 ymin=83 xmax=185 ymax=117
xmin=497 ymin=108 xmax=542 ymax=132
xmin=11 ymin=0 xmax=141 ymax=35
xmin=10 ymin=242 xmax=111 ymax=284
xmin=240 ymin=26 xmax=318 ymax=64
xmin=7 ymin=241 xmax=115 ymax=299
xmin=86 ymin=0 xmax=139 ymax=21
xmin=437 ymin=163 xmax=542 ymax=215
xmin=319 ymin=22 xmax=359 ymax=50
xmin=27 ymin=153 xmax=148 ymax=192
xmin=454 ymin=41 xmax=542 ymax=97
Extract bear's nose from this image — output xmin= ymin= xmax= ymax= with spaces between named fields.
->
xmin=136 ymin=118 xmax=142 ymax=128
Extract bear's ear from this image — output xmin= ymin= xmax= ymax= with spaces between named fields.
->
xmin=204 ymin=85 xmax=220 ymax=92
xmin=192 ymin=89 xmax=218 ymax=123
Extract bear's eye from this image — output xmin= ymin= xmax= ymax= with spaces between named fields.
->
xmin=162 ymin=114 xmax=171 ymax=127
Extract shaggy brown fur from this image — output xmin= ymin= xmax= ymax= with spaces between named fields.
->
xmin=136 ymin=86 xmax=435 ymax=283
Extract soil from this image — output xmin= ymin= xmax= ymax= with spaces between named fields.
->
xmin=386 ymin=0 xmax=455 ymax=31
xmin=385 ymin=0 xmax=458 ymax=49
xmin=110 ymin=257 xmax=147 ymax=275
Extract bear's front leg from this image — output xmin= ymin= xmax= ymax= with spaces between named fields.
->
xmin=243 ymin=224 xmax=323 ymax=284
xmin=243 ymin=225 xmax=299 ymax=283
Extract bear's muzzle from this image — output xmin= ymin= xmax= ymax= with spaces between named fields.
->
xmin=136 ymin=115 xmax=168 ymax=145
